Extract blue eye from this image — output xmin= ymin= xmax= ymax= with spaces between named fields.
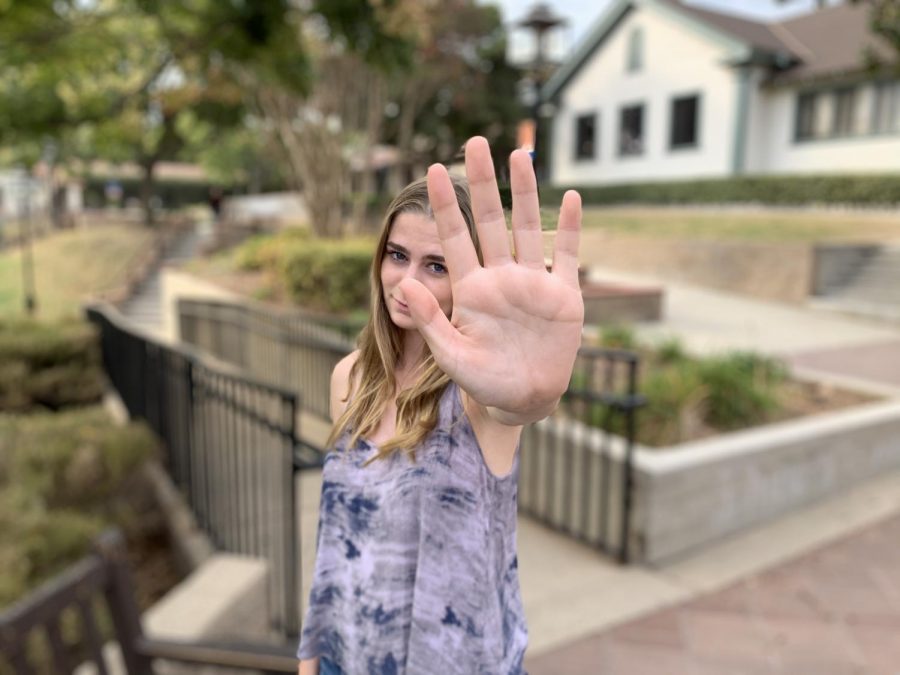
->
xmin=428 ymin=262 xmax=447 ymax=275
xmin=387 ymin=250 xmax=407 ymax=262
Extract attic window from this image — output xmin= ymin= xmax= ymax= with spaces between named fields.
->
xmin=626 ymin=27 xmax=643 ymax=73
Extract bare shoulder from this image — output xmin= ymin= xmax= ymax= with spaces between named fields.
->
xmin=330 ymin=350 xmax=361 ymax=422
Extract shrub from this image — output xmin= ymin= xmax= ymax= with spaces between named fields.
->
xmin=0 ymin=406 xmax=157 ymax=607
xmin=0 ymin=319 xmax=105 ymax=412
xmin=599 ymin=324 xmax=637 ymax=350
xmin=540 ymin=174 xmax=900 ymax=207
xmin=234 ymin=228 xmax=310 ymax=272
xmin=280 ymin=237 xmax=374 ymax=313
xmin=695 ymin=351 xmax=786 ymax=430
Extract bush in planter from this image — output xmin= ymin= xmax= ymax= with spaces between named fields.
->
xmin=0 ymin=319 xmax=105 ymax=412
xmin=234 ymin=228 xmax=311 ymax=272
xmin=0 ymin=406 xmax=157 ymax=606
xmin=696 ymin=351 xmax=786 ymax=430
xmin=280 ymin=237 xmax=374 ymax=313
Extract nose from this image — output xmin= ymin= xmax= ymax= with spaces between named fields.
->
xmin=403 ymin=263 xmax=425 ymax=283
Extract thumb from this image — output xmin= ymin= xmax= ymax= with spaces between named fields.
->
xmin=398 ymin=278 xmax=460 ymax=367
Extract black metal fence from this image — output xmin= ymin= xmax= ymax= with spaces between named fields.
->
xmin=0 ymin=529 xmax=299 ymax=674
xmin=176 ymin=298 xmax=644 ymax=562
xmin=178 ymin=298 xmax=353 ymax=431
xmin=520 ymin=347 xmax=643 ymax=562
xmin=85 ymin=304 xmax=302 ymax=636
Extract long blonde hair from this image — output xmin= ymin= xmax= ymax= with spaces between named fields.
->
xmin=327 ymin=174 xmax=480 ymax=462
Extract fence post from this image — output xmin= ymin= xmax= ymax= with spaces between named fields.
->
xmin=283 ymin=393 xmax=300 ymax=637
xmin=93 ymin=530 xmax=154 ymax=675
xmin=619 ymin=359 xmax=640 ymax=564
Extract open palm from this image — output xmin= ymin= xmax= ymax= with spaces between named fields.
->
xmin=400 ymin=137 xmax=584 ymax=419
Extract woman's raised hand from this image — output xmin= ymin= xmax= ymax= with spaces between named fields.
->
xmin=400 ymin=136 xmax=584 ymax=423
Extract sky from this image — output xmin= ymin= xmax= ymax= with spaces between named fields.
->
xmin=492 ymin=0 xmax=842 ymax=63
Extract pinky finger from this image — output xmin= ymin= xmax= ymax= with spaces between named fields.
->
xmin=552 ymin=190 xmax=582 ymax=287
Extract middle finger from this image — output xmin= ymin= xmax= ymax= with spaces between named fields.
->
xmin=465 ymin=136 xmax=513 ymax=267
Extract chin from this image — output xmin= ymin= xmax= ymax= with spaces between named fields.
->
xmin=387 ymin=310 xmax=416 ymax=330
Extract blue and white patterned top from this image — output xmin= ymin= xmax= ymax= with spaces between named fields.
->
xmin=296 ymin=382 xmax=528 ymax=674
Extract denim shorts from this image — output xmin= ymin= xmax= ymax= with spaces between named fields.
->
xmin=320 ymin=656 xmax=343 ymax=675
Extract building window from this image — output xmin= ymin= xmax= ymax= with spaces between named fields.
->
xmin=626 ymin=27 xmax=643 ymax=73
xmin=670 ymin=95 xmax=700 ymax=148
xmin=795 ymin=91 xmax=818 ymax=141
xmin=574 ymin=113 xmax=597 ymax=160
xmin=832 ymin=87 xmax=858 ymax=136
xmin=872 ymin=80 xmax=900 ymax=134
xmin=619 ymin=104 xmax=644 ymax=155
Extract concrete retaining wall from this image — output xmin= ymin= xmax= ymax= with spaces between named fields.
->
xmin=633 ymin=399 xmax=900 ymax=563
xmin=526 ymin=399 xmax=900 ymax=564
xmin=578 ymin=231 xmax=814 ymax=303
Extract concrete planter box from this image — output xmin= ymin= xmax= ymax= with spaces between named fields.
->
xmin=581 ymin=281 xmax=664 ymax=324
xmin=520 ymin=399 xmax=900 ymax=565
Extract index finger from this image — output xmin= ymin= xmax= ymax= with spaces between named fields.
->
xmin=426 ymin=163 xmax=480 ymax=283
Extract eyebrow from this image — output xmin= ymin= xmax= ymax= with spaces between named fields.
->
xmin=386 ymin=241 xmax=445 ymax=263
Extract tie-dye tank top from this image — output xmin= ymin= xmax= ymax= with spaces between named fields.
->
xmin=296 ymin=382 xmax=528 ymax=674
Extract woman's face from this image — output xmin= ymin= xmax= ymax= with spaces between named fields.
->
xmin=380 ymin=212 xmax=453 ymax=331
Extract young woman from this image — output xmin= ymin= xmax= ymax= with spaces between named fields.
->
xmin=297 ymin=136 xmax=583 ymax=675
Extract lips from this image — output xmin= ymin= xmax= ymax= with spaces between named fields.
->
xmin=393 ymin=296 xmax=410 ymax=314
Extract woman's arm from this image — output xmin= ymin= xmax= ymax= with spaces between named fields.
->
xmin=298 ymin=657 xmax=318 ymax=675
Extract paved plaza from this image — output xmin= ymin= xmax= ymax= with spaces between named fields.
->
xmin=519 ymin=249 xmax=900 ymax=673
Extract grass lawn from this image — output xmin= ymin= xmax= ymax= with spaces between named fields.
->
xmin=576 ymin=206 xmax=900 ymax=242
xmin=0 ymin=223 xmax=155 ymax=320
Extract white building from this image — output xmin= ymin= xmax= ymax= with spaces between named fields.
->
xmin=543 ymin=0 xmax=900 ymax=186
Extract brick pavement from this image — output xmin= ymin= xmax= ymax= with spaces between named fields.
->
xmin=787 ymin=340 xmax=900 ymax=390
xmin=525 ymin=513 xmax=900 ymax=675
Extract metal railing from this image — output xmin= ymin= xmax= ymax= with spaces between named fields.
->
xmin=0 ymin=529 xmax=299 ymax=674
xmin=176 ymin=298 xmax=645 ymax=562
xmin=179 ymin=298 xmax=354 ymax=428
xmin=85 ymin=303 xmax=302 ymax=636
xmin=520 ymin=347 xmax=643 ymax=562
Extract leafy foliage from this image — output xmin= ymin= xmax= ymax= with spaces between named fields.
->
xmin=0 ymin=406 xmax=157 ymax=607
xmin=589 ymin=332 xmax=790 ymax=446
xmin=0 ymin=319 xmax=104 ymax=412
xmin=280 ymin=237 xmax=374 ymax=313
xmin=541 ymin=174 xmax=900 ymax=208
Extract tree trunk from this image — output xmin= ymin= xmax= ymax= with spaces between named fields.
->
xmin=139 ymin=157 xmax=156 ymax=226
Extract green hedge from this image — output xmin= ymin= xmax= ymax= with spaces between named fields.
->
xmin=0 ymin=319 xmax=105 ymax=412
xmin=517 ymin=174 xmax=900 ymax=207
xmin=582 ymin=328 xmax=788 ymax=447
xmin=0 ymin=406 xmax=157 ymax=607
xmin=82 ymin=177 xmax=221 ymax=209
xmin=280 ymin=237 xmax=374 ymax=313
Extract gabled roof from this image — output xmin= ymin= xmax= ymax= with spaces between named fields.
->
xmin=766 ymin=2 xmax=897 ymax=85
xmin=543 ymin=0 xmax=895 ymax=101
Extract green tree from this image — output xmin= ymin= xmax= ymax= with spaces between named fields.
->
xmin=0 ymin=0 xmax=414 ymax=225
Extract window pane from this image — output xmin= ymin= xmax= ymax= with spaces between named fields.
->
xmin=574 ymin=114 xmax=596 ymax=160
xmin=832 ymin=87 xmax=857 ymax=136
xmin=795 ymin=92 xmax=817 ymax=140
xmin=872 ymin=81 xmax=900 ymax=133
xmin=670 ymin=95 xmax=699 ymax=148
xmin=619 ymin=105 xmax=644 ymax=155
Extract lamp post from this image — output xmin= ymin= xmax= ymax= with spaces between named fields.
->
xmin=16 ymin=168 xmax=37 ymax=315
xmin=516 ymin=3 xmax=565 ymax=183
